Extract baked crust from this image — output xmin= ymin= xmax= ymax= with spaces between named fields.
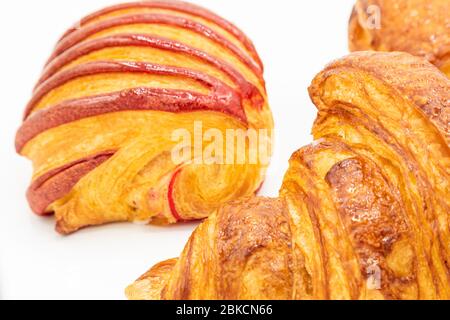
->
xmin=126 ymin=197 xmax=294 ymax=300
xmin=128 ymin=52 xmax=450 ymax=300
xmin=16 ymin=0 xmax=273 ymax=234
xmin=349 ymin=0 xmax=450 ymax=76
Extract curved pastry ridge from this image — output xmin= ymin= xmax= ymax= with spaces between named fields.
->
xmin=128 ymin=197 xmax=295 ymax=300
xmin=56 ymin=0 xmax=263 ymax=70
xmin=25 ymin=60 xmax=245 ymax=121
xmin=310 ymin=51 xmax=449 ymax=143
xmin=16 ymin=1 xmax=273 ymax=234
xmin=37 ymin=34 xmax=264 ymax=97
xmin=27 ymin=151 xmax=116 ymax=216
xmin=282 ymin=140 xmax=425 ymax=300
xmin=50 ymin=14 xmax=261 ymax=78
xmin=309 ymin=52 xmax=450 ymax=299
xmin=126 ymin=259 xmax=178 ymax=300
xmin=129 ymin=52 xmax=449 ymax=300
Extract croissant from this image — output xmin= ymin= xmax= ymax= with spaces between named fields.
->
xmin=126 ymin=52 xmax=450 ymax=300
xmin=349 ymin=0 xmax=450 ymax=77
xmin=15 ymin=1 xmax=273 ymax=234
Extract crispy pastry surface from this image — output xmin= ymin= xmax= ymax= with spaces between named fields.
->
xmin=16 ymin=1 xmax=273 ymax=234
xmin=127 ymin=52 xmax=450 ymax=300
xmin=349 ymin=0 xmax=450 ymax=76
xmin=126 ymin=197 xmax=294 ymax=300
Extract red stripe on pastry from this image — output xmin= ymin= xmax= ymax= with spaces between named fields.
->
xmin=168 ymin=168 xmax=183 ymax=222
xmin=16 ymin=85 xmax=246 ymax=152
xmin=27 ymin=60 xmax=248 ymax=119
xmin=17 ymin=61 xmax=247 ymax=151
xmin=27 ymin=151 xmax=116 ymax=215
xmin=36 ymin=34 xmax=264 ymax=105
xmin=254 ymin=180 xmax=265 ymax=195
xmin=56 ymin=0 xmax=263 ymax=69
xmin=49 ymin=14 xmax=261 ymax=77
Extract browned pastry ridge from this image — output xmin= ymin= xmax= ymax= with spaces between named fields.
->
xmin=349 ymin=0 xmax=450 ymax=76
xmin=127 ymin=52 xmax=450 ymax=300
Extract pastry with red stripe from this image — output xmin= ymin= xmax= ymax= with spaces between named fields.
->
xmin=16 ymin=0 xmax=273 ymax=234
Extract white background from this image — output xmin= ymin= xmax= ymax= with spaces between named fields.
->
xmin=0 ymin=0 xmax=355 ymax=299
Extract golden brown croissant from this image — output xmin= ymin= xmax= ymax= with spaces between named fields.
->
xmin=349 ymin=0 xmax=450 ymax=76
xmin=15 ymin=1 xmax=273 ymax=234
xmin=127 ymin=52 xmax=450 ymax=300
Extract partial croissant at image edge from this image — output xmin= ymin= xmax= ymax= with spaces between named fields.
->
xmin=15 ymin=0 xmax=273 ymax=234
xmin=348 ymin=0 xmax=450 ymax=77
xmin=127 ymin=51 xmax=450 ymax=300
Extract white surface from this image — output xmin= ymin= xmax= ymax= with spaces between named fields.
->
xmin=0 ymin=0 xmax=354 ymax=300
